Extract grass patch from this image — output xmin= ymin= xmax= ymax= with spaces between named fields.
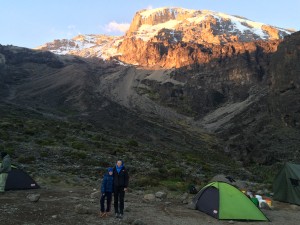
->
xmin=63 ymin=150 xmax=87 ymax=160
xmin=18 ymin=155 xmax=36 ymax=164
xmin=160 ymin=179 xmax=188 ymax=192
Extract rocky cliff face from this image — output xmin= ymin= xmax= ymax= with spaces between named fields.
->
xmin=210 ymin=33 xmax=300 ymax=166
xmin=269 ymin=31 xmax=300 ymax=128
xmin=118 ymin=38 xmax=280 ymax=68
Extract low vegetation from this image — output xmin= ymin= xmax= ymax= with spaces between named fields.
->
xmin=0 ymin=101 xmax=282 ymax=192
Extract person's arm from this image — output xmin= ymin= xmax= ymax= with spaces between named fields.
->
xmin=101 ymin=176 xmax=107 ymax=193
xmin=124 ymin=170 xmax=129 ymax=190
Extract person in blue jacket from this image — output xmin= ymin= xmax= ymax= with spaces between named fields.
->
xmin=99 ymin=167 xmax=114 ymax=218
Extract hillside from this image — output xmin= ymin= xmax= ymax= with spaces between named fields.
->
xmin=1 ymin=8 xmax=300 ymax=189
xmin=0 ymin=44 xmax=242 ymax=191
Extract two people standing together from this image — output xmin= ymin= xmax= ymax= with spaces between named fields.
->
xmin=100 ymin=159 xmax=129 ymax=219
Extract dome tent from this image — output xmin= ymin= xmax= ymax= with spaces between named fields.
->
xmin=192 ymin=181 xmax=268 ymax=221
xmin=0 ymin=163 xmax=40 ymax=190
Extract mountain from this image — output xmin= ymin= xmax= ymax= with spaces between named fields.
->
xmin=36 ymin=7 xmax=293 ymax=68
xmin=1 ymin=8 xmax=300 ymax=185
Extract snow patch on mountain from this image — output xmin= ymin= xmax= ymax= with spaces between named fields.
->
xmin=140 ymin=7 xmax=193 ymax=19
xmin=36 ymin=34 xmax=123 ymax=59
xmin=137 ymin=20 xmax=180 ymax=41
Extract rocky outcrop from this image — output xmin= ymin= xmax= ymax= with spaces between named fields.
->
xmin=269 ymin=31 xmax=300 ymax=128
xmin=124 ymin=39 xmax=280 ymax=120
xmin=118 ymin=39 xmax=280 ymax=68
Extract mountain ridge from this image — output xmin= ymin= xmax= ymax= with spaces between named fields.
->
xmin=36 ymin=7 xmax=293 ymax=67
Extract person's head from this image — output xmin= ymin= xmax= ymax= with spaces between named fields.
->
xmin=108 ymin=167 xmax=113 ymax=175
xmin=116 ymin=159 xmax=123 ymax=167
xmin=1 ymin=152 xmax=7 ymax=159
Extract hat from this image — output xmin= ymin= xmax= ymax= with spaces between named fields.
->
xmin=107 ymin=167 xmax=113 ymax=172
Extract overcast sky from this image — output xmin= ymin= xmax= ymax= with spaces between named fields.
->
xmin=0 ymin=0 xmax=299 ymax=48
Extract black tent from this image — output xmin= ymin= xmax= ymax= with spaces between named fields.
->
xmin=1 ymin=164 xmax=40 ymax=190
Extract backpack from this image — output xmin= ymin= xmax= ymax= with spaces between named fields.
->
xmin=189 ymin=185 xmax=198 ymax=194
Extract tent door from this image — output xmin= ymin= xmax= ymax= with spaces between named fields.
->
xmin=196 ymin=186 xmax=219 ymax=219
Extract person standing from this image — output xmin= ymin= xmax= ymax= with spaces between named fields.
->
xmin=113 ymin=159 xmax=129 ymax=219
xmin=99 ymin=167 xmax=114 ymax=218
xmin=0 ymin=152 xmax=12 ymax=193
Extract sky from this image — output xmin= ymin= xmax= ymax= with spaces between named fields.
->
xmin=0 ymin=0 xmax=299 ymax=48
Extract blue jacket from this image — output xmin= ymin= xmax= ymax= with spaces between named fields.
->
xmin=101 ymin=173 xmax=114 ymax=193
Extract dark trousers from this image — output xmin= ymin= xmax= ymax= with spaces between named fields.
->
xmin=114 ymin=186 xmax=125 ymax=214
xmin=100 ymin=192 xmax=112 ymax=212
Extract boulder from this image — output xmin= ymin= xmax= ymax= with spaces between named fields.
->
xmin=143 ymin=194 xmax=156 ymax=201
xmin=180 ymin=192 xmax=189 ymax=204
xmin=74 ymin=204 xmax=93 ymax=214
xmin=133 ymin=219 xmax=146 ymax=225
xmin=27 ymin=194 xmax=40 ymax=202
xmin=155 ymin=191 xmax=167 ymax=199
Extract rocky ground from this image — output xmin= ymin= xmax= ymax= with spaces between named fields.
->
xmin=1 ymin=184 xmax=300 ymax=225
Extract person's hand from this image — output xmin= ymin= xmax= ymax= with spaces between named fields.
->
xmin=102 ymin=193 xmax=105 ymax=196
xmin=124 ymin=188 xmax=128 ymax=192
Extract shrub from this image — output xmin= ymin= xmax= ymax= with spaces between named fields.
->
xmin=0 ymin=130 xmax=9 ymax=141
xmin=40 ymin=151 xmax=49 ymax=157
xmin=168 ymin=167 xmax=184 ymax=178
xmin=71 ymin=141 xmax=88 ymax=150
xmin=133 ymin=177 xmax=159 ymax=187
xmin=160 ymin=179 xmax=188 ymax=192
xmin=63 ymin=150 xmax=87 ymax=160
xmin=18 ymin=155 xmax=36 ymax=164
xmin=36 ymin=138 xmax=56 ymax=146
xmin=126 ymin=139 xmax=139 ymax=147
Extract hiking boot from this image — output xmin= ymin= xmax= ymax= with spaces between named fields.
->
xmin=115 ymin=213 xmax=119 ymax=218
xmin=99 ymin=212 xmax=106 ymax=218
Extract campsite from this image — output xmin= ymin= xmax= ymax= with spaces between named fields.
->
xmin=1 ymin=183 xmax=300 ymax=225
xmin=1 ymin=169 xmax=300 ymax=225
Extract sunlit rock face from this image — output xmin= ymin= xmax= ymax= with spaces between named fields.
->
xmin=36 ymin=7 xmax=293 ymax=68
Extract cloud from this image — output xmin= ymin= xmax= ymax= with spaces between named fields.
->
xmin=104 ymin=21 xmax=130 ymax=33
xmin=147 ymin=5 xmax=153 ymax=10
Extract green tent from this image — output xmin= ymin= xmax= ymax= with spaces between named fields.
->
xmin=192 ymin=181 xmax=269 ymax=221
xmin=273 ymin=162 xmax=300 ymax=205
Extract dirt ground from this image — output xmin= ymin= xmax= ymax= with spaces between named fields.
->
xmin=1 ymin=185 xmax=300 ymax=225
